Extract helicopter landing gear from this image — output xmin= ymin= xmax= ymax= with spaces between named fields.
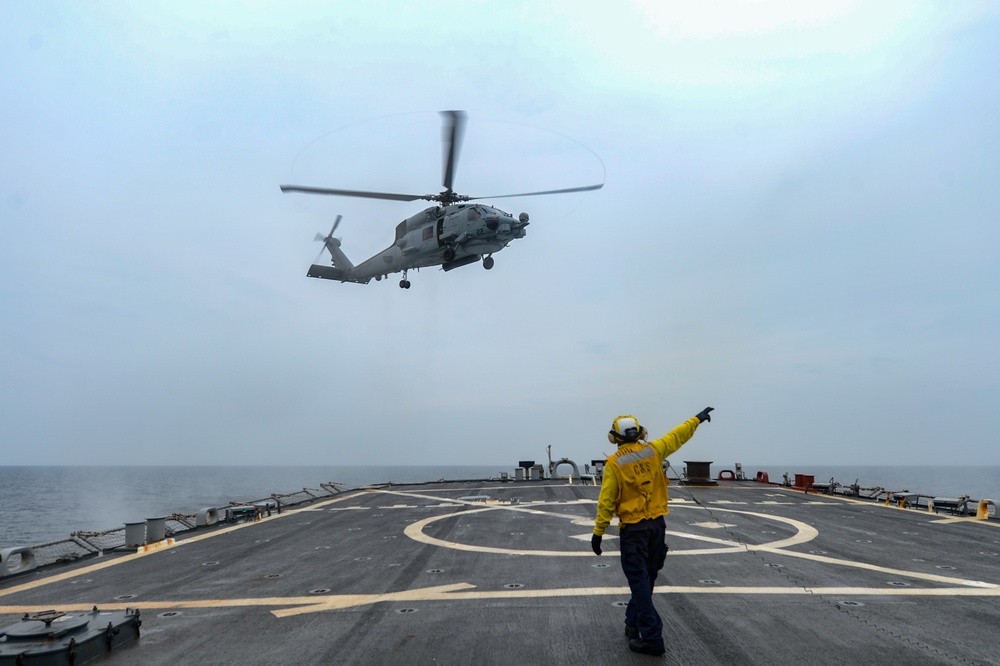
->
xmin=399 ymin=270 xmax=411 ymax=289
xmin=483 ymin=255 xmax=494 ymax=270
xmin=443 ymin=247 xmax=456 ymax=262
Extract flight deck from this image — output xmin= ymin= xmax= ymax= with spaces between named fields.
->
xmin=2 ymin=479 xmax=998 ymax=665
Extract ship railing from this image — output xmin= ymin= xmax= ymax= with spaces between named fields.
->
xmin=928 ymin=496 xmax=975 ymax=516
xmin=3 ymin=482 xmax=349 ymax=576
xmin=754 ymin=473 xmax=996 ymax=520
xmin=857 ymin=486 xmax=886 ymax=500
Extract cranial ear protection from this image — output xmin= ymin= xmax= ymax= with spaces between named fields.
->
xmin=608 ymin=415 xmax=647 ymax=444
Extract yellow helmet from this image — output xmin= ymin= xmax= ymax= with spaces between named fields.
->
xmin=608 ymin=415 xmax=647 ymax=444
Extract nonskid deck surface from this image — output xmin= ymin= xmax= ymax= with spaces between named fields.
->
xmin=2 ymin=480 xmax=998 ymax=665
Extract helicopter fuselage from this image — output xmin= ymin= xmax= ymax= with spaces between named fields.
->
xmin=308 ymin=203 xmax=527 ymax=284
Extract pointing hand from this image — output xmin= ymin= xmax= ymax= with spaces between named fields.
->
xmin=696 ymin=407 xmax=714 ymax=423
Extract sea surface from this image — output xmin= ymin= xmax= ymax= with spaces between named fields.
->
xmin=1 ymin=464 xmax=998 ymax=549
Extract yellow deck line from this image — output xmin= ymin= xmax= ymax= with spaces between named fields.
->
xmin=2 ymin=583 xmax=999 ymax=619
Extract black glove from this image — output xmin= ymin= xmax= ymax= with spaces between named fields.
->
xmin=591 ymin=534 xmax=602 ymax=555
xmin=696 ymin=406 xmax=714 ymax=423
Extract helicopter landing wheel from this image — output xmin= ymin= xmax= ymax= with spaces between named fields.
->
xmin=443 ymin=247 xmax=456 ymax=262
xmin=399 ymin=279 xmax=411 ymax=289
xmin=483 ymin=255 xmax=494 ymax=270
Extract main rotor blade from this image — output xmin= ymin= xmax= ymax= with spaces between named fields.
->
xmin=280 ymin=185 xmax=423 ymax=202
xmin=441 ymin=110 xmax=467 ymax=193
xmin=466 ymin=182 xmax=605 ymax=201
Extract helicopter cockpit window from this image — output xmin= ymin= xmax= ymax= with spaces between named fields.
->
xmin=395 ymin=221 xmax=407 ymax=242
xmin=467 ymin=207 xmax=481 ymax=221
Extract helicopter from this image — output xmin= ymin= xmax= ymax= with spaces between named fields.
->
xmin=280 ymin=111 xmax=603 ymax=288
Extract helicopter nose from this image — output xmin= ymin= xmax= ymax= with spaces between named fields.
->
xmin=512 ymin=216 xmax=527 ymax=237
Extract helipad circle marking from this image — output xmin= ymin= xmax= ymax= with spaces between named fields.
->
xmin=403 ymin=504 xmax=818 ymax=557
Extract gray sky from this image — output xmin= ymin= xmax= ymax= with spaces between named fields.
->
xmin=2 ymin=2 xmax=998 ymax=469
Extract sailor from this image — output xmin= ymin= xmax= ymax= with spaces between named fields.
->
xmin=592 ymin=407 xmax=714 ymax=656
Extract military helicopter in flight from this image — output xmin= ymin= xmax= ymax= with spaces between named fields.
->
xmin=280 ymin=111 xmax=603 ymax=288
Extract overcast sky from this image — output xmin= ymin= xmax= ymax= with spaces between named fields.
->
xmin=2 ymin=1 xmax=998 ymax=469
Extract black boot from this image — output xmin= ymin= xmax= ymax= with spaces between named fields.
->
xmin=628 ymin=638 xmax=666 ymax=656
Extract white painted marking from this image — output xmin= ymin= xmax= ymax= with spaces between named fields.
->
xmin=689 ymin=522 xmax=736 ymax=529
xmin=8 ymin=486 xmax=999 ymax=621
xmin=387 ymin=489 xmax=998 ymax=590
xmin=0 ymin=492 xmax=363 ymax=599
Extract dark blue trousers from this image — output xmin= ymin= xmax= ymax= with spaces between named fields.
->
xmin=619 ymin=516 xmax=668 ymax=643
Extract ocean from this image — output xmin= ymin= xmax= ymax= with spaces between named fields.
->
xmin=1 ymin=464 xmax=998 ymax=549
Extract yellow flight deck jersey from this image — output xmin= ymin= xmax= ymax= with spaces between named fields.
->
xmin=593 ymin=417 xmax=701 ymax=536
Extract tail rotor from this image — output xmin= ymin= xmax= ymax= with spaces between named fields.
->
xmin=314 ymin=215 xmax=343 ymax=262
